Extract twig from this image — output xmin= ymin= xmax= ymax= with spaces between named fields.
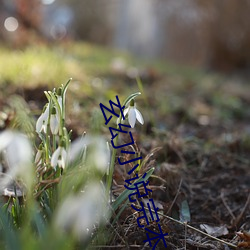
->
xmin=233 ymin=192 xmax=250 ymax=227
xmin=150 ymin=174 xmax=168 ymax=184
xmin=159 ymin=212 xmax=237 ymax=248
xmin=88 ymin=244 xmax=142 ymax=248
xmin=34 ymin=180 xmax=59 ymax=198
xmin=221 ymin=190 xmax=236 ymax=221
xmin=184 ymin=221 xmax=187 ymax=250
xmin=39 ymin=178 xmax=60 ymax=184
xmin=166 ymin=178 xmax=183 ymax=215
xmin=132 ymin=203 xmax=237 ymax=248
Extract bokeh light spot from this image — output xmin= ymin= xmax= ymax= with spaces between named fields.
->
xmin=50 ymin=24 xmax=66 ymax=40
xmin=41 ymin=0 xmax=55 ymax=5
xmin=4 ymin=17 xmax=19 ymax=32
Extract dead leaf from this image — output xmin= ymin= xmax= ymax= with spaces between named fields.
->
xmin=200 ymin=224 xmax=228 ymax=237
xmin=237 ymin=231 xmax=250 ymax=248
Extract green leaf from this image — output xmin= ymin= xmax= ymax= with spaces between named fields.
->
xmin=0 ymin=207 xmax=21 ymax=250
xmin=62 ymin=78 xmax=72 ymax=99
xmin=32 ymin=209 xmax=46 ymax=237
xmin=44 ymin=91 xmax=51 ymax=102
xmin=136 ymin=78 xmax=144 ymax=97
xmin=179 ymin=199 xmax=191 ymax=222
xmin=48 ymin=91 xmax=61 ymax=118
xmin=122 ymin=92 xmax=141 ymax=108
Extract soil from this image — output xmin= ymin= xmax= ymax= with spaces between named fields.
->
xmin=1 ymin=70 xmax=250 ymax=250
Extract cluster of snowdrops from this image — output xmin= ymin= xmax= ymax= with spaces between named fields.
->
xmin=0 ymin=79 xmax=147 ymax=249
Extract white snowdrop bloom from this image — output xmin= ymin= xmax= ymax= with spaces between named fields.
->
xmin=0 ymin=130 xmax=13 ymax=151
xmin=50 ymin=106 xmax=59 ymax=135
xmin=67 ymin=136 xmax=110 ymax=173
xmin=35 ymin=150 xmax=42 ymax=164
xmin=0 ymin=130 xmax=33 ymax=189
xmin=67 ymin=136 xmax=87 ymax=164
xmin=57 ymin=95 xmax=63 ymax=111
xmin=56 ymin=87 xmax=63 ymax=111
xmin=124 ymin=99 xmax=144 ymax=128
xmin=92 ymin=137 xmax=110 ymax=173
xmin=36 ymin=103 xmax=50 ymax=133
xmin=51 ymin=145 xmax=67 ymax=169
xmin=55 ymin=182 xmax=109 ymax=240
xmin=35 ymin=144 xmax=43 ymax=164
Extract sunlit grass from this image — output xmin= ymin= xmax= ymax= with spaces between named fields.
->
xmin=0 ymin=42 xmax=207 ymax=87
xmin=0 ymin=42 xmax=133 ymax=87
xmin=0 ymin=44 xmax=85 ymax=86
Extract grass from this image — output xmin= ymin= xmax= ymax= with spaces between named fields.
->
xmin=0 ymin=45 xmax=70 ymax=86
xmin=0 ymin=41 xmax=210 ymax=86
xmin=0 ymin=42 xmax=131 ymax=87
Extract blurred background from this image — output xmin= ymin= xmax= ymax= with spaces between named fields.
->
xmin=1 ymin=0 xmax=250 ymax=72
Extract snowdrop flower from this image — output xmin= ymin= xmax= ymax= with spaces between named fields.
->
xmin=124 ymin=99 xmax=144 ymax=128
xmin=67 ymin=136 xmax=87 ymax=164
xmin=0 ymin=130 xmax=33 ymax=190
xmin=51 ymin=142 xmax=67 ymax=169
xmin=67 ymin=135 xmax=110 ymax=173
xmin=91 ymin=137 xmax=110 ymax=172
xmin=55 ymin=182 xmax=109 ymax=240
xmin=57 ymin=95 xmax=63 ymax=112
xmin=36 ymin=103 xmax=50 ymax=133
xmin=57 ymin=87 xmax=63 ymax=111
xmin=50 ymin=106 xmax=59 ymax=135
xmin=35 ymin=144 xmax=43 ymax=165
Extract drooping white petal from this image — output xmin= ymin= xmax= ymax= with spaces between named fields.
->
xmin=67 ymin=136 xmax=89 ymax=163
xmin=51 ymin=147 xmax=61 ymax=168
xmin=50 ymin=114 xmax=59 ymax=135
xmin=55 ymin=182 xmax=109 ymax=240
xmin=51 ymin=147 xmax=67 ymax=169
xmin=5 ymin=133 xmax=32 ymax=171
xmin=35 ymin=149 xmax=42 ymax=164
xmin=36 ymin=104 xmax=50 ymax=134
xmin=0 ymin=130 xmax=33 ymax=190
xmin=61 ymin=148 xmax=67 ymax=161
xmin=123 ymin=107 xmax=129 ymax=117
xmin=135 ymin=109 xmax=144 ymax=125
xmin=57 ymin=158 xmax=65 ymax=169
xmin=36 ymin=113 xmax=45 ymax=133
xmin=44 ymin=103 xmax=50 ymax=118
xmin=59 ymin=148 xmax=67 ymax=169
xmin=93 ymin=138 xmax=110 ymax=172
xmin=0 ymin=130 xmax=13 ymax=151
xmin=128 ymin=107 xmax=136 ymax=128
xmin=67 ymin=136 xmax=109 ymax=172
xmin=41 ymin=121 xmax=48 ymax=133
xmin=55 ymin=195 xmax=79 ymax=232
xmin=57 ymin=96 xmax=63 ymax=112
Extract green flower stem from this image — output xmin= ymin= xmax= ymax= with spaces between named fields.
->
xmin=52 ymin=134 xmax=56 ymax=152
xmin=106 ymin=115 xmax=122 ymax=198
xmin=44 ymin=139 xmax=49 ymax=165
xmin=61 ymin=78 xmax=71 ymax=127
xmin=63 ymin=127 xmax=70 ymax=150
xmin=45 ymin=98 xmax=53 ymax=164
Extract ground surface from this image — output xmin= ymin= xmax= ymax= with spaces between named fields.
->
xmin=0 ymin=42 xmax=249 ymax=249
